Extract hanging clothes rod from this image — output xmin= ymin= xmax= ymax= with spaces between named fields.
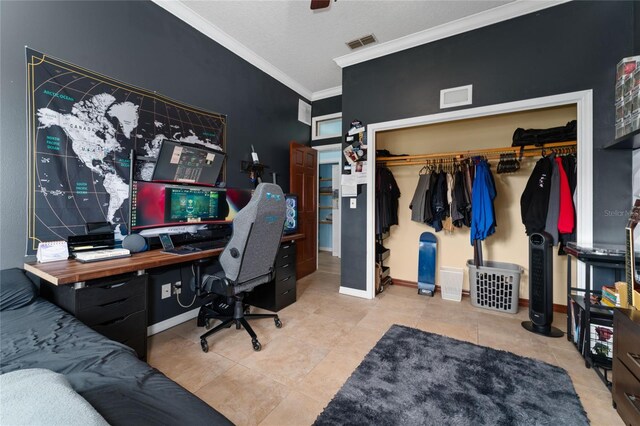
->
xmin=376 ymin=140 xmax=576 ymax=167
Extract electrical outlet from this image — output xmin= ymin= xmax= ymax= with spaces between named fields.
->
xmin=173 ymin=281 xmax=182 ymax=295
xmin=161 ymin=283 xmax=171 ymax=299
xmin=350 ymin=198 xmax=357 ymax=209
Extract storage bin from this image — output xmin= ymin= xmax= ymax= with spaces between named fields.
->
xmin=439 ymin=267 xmax=463 ymax=302
xmin=467 ymin=260 xmax=523 ymax=314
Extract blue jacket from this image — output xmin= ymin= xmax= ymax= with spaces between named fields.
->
xmin=470 ymin=160 xmax=497 ymax=244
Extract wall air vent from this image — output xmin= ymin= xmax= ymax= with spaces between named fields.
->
xmin=440 ymin=84 xmax=473 ymax=109
xmin=346 ymin=34 xmax=377 ymax=50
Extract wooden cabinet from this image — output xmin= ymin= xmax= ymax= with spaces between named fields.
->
xmin=612 ymin=308 xmax=640 ymax=425
xmin=246 ymin=241 xmax=297 ymax=311
xmin=41 ymin=273 xmax=148 ymax=359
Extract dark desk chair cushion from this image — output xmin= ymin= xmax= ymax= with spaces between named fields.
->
xmin=0 ymin=268 xmax=38 ymax=311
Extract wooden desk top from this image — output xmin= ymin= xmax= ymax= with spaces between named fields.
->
xmin=25 ymin=233 xmax=304 ymax=285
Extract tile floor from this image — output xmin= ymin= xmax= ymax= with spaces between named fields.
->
xmin=148 ymin=252 xmax=622 ymax=426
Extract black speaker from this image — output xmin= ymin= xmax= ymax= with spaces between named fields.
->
xmin=122 ymin=234 xmax=148 ymax=253
xmin=522 ymin=232 xmax=563 ymax=337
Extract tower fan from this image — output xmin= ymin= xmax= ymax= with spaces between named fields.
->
xmin=522 ymin=232 xmax=563 ymax=337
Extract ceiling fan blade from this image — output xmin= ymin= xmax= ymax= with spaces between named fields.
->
xmin=310 ymin=0 xmax=331 ymax=10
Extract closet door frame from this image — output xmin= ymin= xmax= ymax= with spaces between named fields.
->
xmin=361 ymin=90 xmax=593 ymax=300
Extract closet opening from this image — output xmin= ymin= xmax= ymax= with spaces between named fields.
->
xmin=362 ymin=90 xmax=593 ymax=301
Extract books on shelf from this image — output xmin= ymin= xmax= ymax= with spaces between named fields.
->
xmin=599 ymin=285 xmax=620 ymax=307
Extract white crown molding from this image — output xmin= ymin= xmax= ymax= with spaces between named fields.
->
xmin=151 ymin=0 xmax=313 ymax=100
xmin=311 ymin=86 xmax=342 ymax=101
xmin=334 ymin=0 xmax=570 ymax=68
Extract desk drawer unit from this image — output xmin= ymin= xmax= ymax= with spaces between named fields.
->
xmin=613 ymin=309 xmax=640 ymax=425
xmin=247 ymin=242 xmax=297 ymax=312
xmin=41 ymin=273 xmax=148 ymax=359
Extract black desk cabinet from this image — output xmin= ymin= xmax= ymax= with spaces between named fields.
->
xmin=41 ymin=273 xmax=148 ymax=359
xmin=246 ymin=241 xmax=296 ymax=312
xmin=612 ymin=308 xmax=640 ymax=425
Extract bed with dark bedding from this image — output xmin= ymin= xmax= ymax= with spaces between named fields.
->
xmin=0 ymin=268 xmax=232 ymax=425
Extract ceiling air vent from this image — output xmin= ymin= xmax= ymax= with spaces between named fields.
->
xmin=346 ymin=34 xmax=377 ymax=50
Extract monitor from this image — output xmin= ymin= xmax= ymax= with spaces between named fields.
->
xmin=284 ymin=194 xmax=298 ymax=235
xmin=151 ymin=139 xmax=225 ymax=186
xmin=130 ymin=180 xmax=229 ymax=231
xmin=225 ymin=188 xmax=254 ymax=221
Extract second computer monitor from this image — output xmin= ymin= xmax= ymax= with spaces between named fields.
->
xmin=152 ymin=139 xmax=225 ymax=186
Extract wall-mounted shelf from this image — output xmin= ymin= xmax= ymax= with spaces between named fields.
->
xmin=604 ymin=128 xmax=640 ymax=150
xmin=320 ymin=220 xmax=332 ymax=225
xmin=320 ymin=178 xmax=332 ymax=181
xmin=319 ymin=206 xmax=332 ymax=209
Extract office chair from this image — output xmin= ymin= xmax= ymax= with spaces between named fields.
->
xmin=193 ymin=183 xmax=286 ymax=353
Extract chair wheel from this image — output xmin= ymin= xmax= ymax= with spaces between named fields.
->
xmin=252 ymin=339 xmax=261 ymax=351
xmin=205 ymin=318 xmax=212 ymax=329
xmin=274 ymin=318 xmax=282 ymax=328
xmin=201 ymin=339 xmax=209 ymax=353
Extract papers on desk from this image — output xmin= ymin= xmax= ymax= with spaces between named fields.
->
xmin=36 ymin=241 xmax=69 ymax=263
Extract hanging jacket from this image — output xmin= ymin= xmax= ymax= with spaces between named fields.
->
xmin=544 ymin=154 xmax=560 ymax=245
xmin=409 ymin=172 xmax=430 ymax=223
xmin=521 ymin=156 xmax=553 ymax=235
xmin=451 ymin=171 xmax=466 ymax=226
xmin=470 ymin=160 xmax=497 ymax=244
xmin=559 ymin=155 xmax=577 ymax=246
xmin=556 ymin=157 xmax=575 ymax=234
xmin=429 ymin=171 xmax=448 ymax=232
xmin=375 ymin=166 xmax=401 ymax=235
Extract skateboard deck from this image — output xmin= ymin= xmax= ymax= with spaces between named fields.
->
xmin=418 ymin=232 xmax=437 ymax=296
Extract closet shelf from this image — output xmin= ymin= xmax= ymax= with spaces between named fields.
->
xmin=377 ymin=140 xmax=576 ymax=167
xmin=319 ymin=206 xmax=332 ymax=209
xmin=320 ymin=178 xmax=333 ymax=181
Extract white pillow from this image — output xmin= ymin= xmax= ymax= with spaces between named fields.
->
xmin=0 ymin=368 xmax=109 ymax=426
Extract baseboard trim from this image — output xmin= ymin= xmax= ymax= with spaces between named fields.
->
xmin=339 ymin=286 xmax=372 ymax=299
xmin=147 ymin=307 xmax=200 ymax=336
xmin=390 ymin=278 xmax=567 ymax=313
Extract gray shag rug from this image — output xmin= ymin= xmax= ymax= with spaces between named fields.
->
xmin=314 ymin=325 xmax=588 ymax=426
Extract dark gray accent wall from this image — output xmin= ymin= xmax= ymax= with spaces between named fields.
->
xmin=0 ymin=0 xmax=310 ymax=272
xmin=341 ymin=1 xmax=636 ymax=291
xmin=311 ymin=95 xmax=342 ymax=147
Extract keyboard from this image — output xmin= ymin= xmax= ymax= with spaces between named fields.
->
xmin=75 ymin=248 xmax=131 ymax=263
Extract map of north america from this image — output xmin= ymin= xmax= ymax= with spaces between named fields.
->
xmin=38 ymin=94 xmax=134 ymax=230
xmin=27 ymin=49 xmax=226 ymax=253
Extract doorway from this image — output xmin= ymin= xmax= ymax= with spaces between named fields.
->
xmin=359 ymin=90 xmax=594 ymax=299
xmin=315 ymin=143 xmax=342 ymax=259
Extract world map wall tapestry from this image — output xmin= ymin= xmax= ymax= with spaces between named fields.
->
xmin=26 ymin=48 xmax=226 ymax=254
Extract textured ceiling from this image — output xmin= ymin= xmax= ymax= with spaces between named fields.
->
xmin=180 ymin=0 xmax=514 ymax=94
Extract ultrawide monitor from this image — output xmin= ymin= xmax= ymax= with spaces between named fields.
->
xmin=130 ymin=181 xmax=228 ymax=231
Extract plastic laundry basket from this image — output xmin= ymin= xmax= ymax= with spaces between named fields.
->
xmin=467 ymin=260 xmax=523 ymax=314
xmin=439 ymin=267 xmax=463 ymax=302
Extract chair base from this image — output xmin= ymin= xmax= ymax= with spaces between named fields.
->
xmin=197 ymin=299 xmax=281 ymax=353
